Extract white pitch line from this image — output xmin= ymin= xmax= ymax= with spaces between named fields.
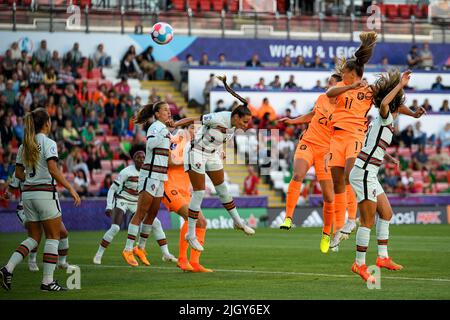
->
xmin=76 ymin=264 xmax=450 ymax=283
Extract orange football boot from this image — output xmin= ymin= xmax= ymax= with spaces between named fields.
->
xmin=351 ymin=262 xmax=376 ymax=284
xmin=177 ymin=257 xmax=194 ymax=272
xmin=122 ymin=250 xmax=138 ymax=267
xmin=190 ymin=262 xmax=213 ymax=273
xmin=133 ymin=247 xmax=150 ymax=266
xmin=376 ymin=257 xmax=403 ymax=271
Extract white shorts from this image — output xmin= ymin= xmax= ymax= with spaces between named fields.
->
xmin=349 ymin=166 xmax=385 ymax=203
xmin=16 ymin=205 xmax=27 ymax=226
xmin=138 ymin=176 xmax=165 ymax=198
xmin=114 ymin=198 xmax=137 ymax=215
xmin=23 ymin=199 xmax=62 ymax=222
xmin=184 ymin=144 xmax=223 ymax=174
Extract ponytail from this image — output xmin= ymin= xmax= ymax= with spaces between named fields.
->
xmin=134 ymin=101 xmax=167 ymax=124
xmin=23 ymin=108 xmax=49 ymax=168
xmin=344 ymin=31 xmax=378 ymax=77
xmin=372 ymin=69 xmax=405 ymax=113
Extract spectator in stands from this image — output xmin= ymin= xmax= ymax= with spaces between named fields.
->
xmin=243 ymin=166 xmax=259 ymax=196
xmin=137 ymin=46 xmax=156 ymax=80
xmin=269 ymin=75 xmax=282 ymax=89
xmin=284 ymin=75 xmax=298 ymax=89
xmin=34 ymin=83 xmax=48 ymax=106
xmin=288 ymin=99 xmax=301 ymax=117
xmin=406 ymin=45 xmax=421 ymax=69
xmin=86 ymin=109 xmax=99 ymax=130
xmin=278 ymin=133 xmax=295 ymax=162
xmin=180 ymin=54 xmax=196 ymax=83
xmin=15 ymin=61 xmax=26 ymax=82
xmin=246 ymin=54 xmax=263 ymax=67
xmin=440 ymin=100 xmax=449 ymax=112
xmin=17 ymin=81 xmax=32 ymax=110
xmin=48 ymin=50 xmax=62 ymax=73
xmin=400 ymin=124 xmax=414 ymax=149
xmin=312 ymin=80 xmax=323 ymax=90
xmin=230 ymin=75 xmax=242 ymax=89
xmin=93 ymin=43 xmax=111 ymax=68
xmin=217 ymin=53 xmax=227 ymax=67
xmin=412 ymin=145 xmax=428 ymax=170
xmin=114 ymin=76 xmax=130 ymax=96
xmin=66 ymin=42 xmax=83 ymax=69
xmin=431 ymin=76 xmax=448 ymax=91
xmin=215 ymin=99 xmax=227 ymax=112
xmin=279 ymin=55 xmax=293 ymax=67
xmin=308 ymin=55 xmax=326 ymax=68
xmin=48 ymin=83 xmax=60 ymax=105
xmin=74 ymin=169 xmax=89 ymax=197
xmin=199 ymin=52 xmax=210 ymax=66
xmin=113 ymin=110 xmax=129 ymax=137
xmin=438 ymin=123 xmax=450 ymax=148
xmin=98 ymin=174 xmax=113 ymax=197
xmin=379 ymin=56 xmax=390 ymax=70
xmin=0 ymin=75 xmax=5 ymax=92
xmin=0 ymin=152 xmax=14 ymax=181
xmin=86 ymin=145 xmax=102 ymax=182
xmin=62 ymin=118 xmax=82 ymax=150
xmin=44 ymin=67 xmax=57 ymax=86
xmin=254 ymin=77 xmax=267 ymax=90
xmin=32 ymin=40 xmax=51 ymax=68
xmin=401 ymin=169 xmax=417 ymax=193
xmin=46 ymin=95 xmax=57 ymax=117
xmin=10 ymin=42 xmax=21 ymax=61
xmin=2 ymin=50 xmax=15 ymax=79
xmin=81 ymin=124 xmax=96 ymax=147
xmin=2 ymin=80 xmax=16 ymax=107
xmin=72 ymin=106 xmax=85 ymax=130
xmin=0 ymin=116 xmax=14 ymax=148
xmin=412 ymin=121 xmax=427 ymax=146
xmin=57 ymin=65 xmax=75 ymax=85
xmin=421 ymin=99 xmax=433 ymax=112
xmin=258 ymin=98 xmax=277 ymax=121
xmin=295 ymin=55 xmax=306 ymax=67
xmin=119 ymin=53 xmax=142 ymax=79
xmin=419 ymin=42 xmax=434 ymax=69
xmin=203 ymin=73 xmax=217 ymax=106
xmin=166 ymin=93 xmax=183 ymax=121
xmin=148 ymin=87 xmax=161 ymax=104
xmin=52 ymin=106 xmax=66 ymax=128
xmin=64 ymin=84 xmax=78 ymax=108
xmin=429 ymin=146 xmax=450 ymax=170
xmin=28 ymin=64 xmax=44 ymax=89
xmin=104 ymin=90 xmax=117 ymax=124
xmin=13 ymin=116 xmax=24 ymax=144
xmin=383 ymin=167 xmax=400 ymax=192
xmin=409 ymin=99 xmax=420 ymax=111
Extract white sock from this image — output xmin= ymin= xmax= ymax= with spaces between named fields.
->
xmin=376 ymin=218 xmax=390 ymax=258
xmin=6 ymin=237 xmax=38 ymax=273
xmin=58 ymin=237 xmax=69 ymax=265
xmin=97 ymin=224 xmax=120 ymax=257
xmin=188 ymin=190 xmax=205 ymax=238
xmin=43 ymin=239 xmax=59 ymax=285
xmin=28 ymin=249 xmax=38 ymax=264
xmin=215 ymin=182 xmax=241 ymax=223
xmin=355 ymin=227 xmax=371 ymax=266
xmin=138 ymin=223 xmax=153 ymax=249
xmin=151 ymin=218 xmax=166 ymax=241
xmin=160 ymin=244 xmax=170 ymax=256
xmin=125 ymin=223 xmax=140 ymax=251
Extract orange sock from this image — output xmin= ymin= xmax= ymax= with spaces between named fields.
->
xmin=322 ymin=201 xmax=334 ymax=236
xmin=190 ymin=227 xmax=206 ymax=264
xmin=346 ymin=184 xmax=357 ymax=220
xmin=334 ymin=192 xmax=347 ymax=230
xmin=179 ymin=220 xmax=189 ymax=260
xmin=285 ymin=180 xmax=302 ymax=220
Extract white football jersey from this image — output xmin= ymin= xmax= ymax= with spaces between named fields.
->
xmin=141 ymin=120 xmax=170 ymax=181
xmin=355 ymin=112 xmax=394 ymax=173
xmin=106 ymin=165 xmax=140 ymax=208
xmin=194 ymin=111 xmax=235 ymax=152
xmin=16 ymin=133 xmax=59 ymax=200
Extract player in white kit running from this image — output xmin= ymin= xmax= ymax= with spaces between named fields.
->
xmin=349 ymin=70 xmax=425 ymax=283
xmin=0 ymin=108 xmax=80 ymax=292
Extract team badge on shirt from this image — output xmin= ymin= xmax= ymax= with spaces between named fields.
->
xmin=357 ymin=92 xmax=365 ymax=100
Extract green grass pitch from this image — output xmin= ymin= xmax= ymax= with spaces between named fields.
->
xmin=1 ymin=225 xmax=450 ymax=299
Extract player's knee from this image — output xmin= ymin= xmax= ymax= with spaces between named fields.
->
xmin=323 ymin=193 xmax=334 ymax=203
xmin=292 ymin=174 xmax=303 ymax=182
xmin=59 ymin=228 xmax=69 ymax=239
xmin=152 ymin=217 xmax=162 ymax=229
xmin=214 ymin=182 xmax=232 ymax=202
xmin=360 ymin=216 xmax=375 ymax=229
xmin=110 ymin=224 xmax=120 ymax=235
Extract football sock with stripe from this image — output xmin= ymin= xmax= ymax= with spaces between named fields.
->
xmin=179 ymin=220 xmax=189 ymax=260
xmin=355 ymin=227 xmax=371 ymax=266
xmin=151 ymin=218 xmax=169 ymax=255
xmin=286 ymin=180 xmax=302 ymax=220
xmin=215 ymin=182 xmax=241 ymax=224
xmin=43 ymin=239 xmax=59 ymax=285
xmin=138 ymin=223 xmax=152 ymax=250
xmin=58 ymin=237 xmax=69 ymax=265
xmin=29 ymin=246 xmax=38 ymax=264
xmin=6 ymin=237 xmax=38 ymax=273
xmin=322 ymin=201 xmax=335 ymax=235
xmin=125 ymin=223 xmax=139 ymax=251
xmin=190 ymin=227 xmax=206 ymax=264
xmin=97 ymin=224 xmax=120 ymax=256
xmin=376 ymin=218 xmax=390 ymax=258
xmin=346 ymin=184 xmax=357 ymax=221
xmin=188 ymin=190 xmax=205 ymax=238
xmin=334 ymin=192 xmax=347 ymax=230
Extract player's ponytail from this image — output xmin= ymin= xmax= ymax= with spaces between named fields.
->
xmin=344 ymin=31 xmax=377 ymax=77
xmin=134 ymin=101 xmax=168 ymax=124
xmin=372 ymin=69 xmax=405 ymax=113
xmin=23 ymin=108 xmax=49 ymax=168
xmin=217 ymin=75 xmax=252 ymax=118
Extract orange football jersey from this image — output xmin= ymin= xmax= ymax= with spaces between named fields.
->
xmin=301 ymin=94 xmax=335 ymax=148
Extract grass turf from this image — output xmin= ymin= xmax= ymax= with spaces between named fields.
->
xmin=1 ymin=225 xmax=450 ymax=300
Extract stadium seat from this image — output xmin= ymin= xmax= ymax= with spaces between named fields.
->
xmin=100 ymin=160 xmax=112 ymax=171
xmin=399 ymin=4 xmax=412 ymax=19
xmin=188 ymin=0 xmax=199 ymax=11
xmin=385 ymin=4 xmax=398 ymax=19
xmin=277 ymin=0 xmax=286 ymax=14
xmin=422 ymin=4 xmax=428 ymax=18
xmin=227 ymin=0 xmax=238 ymax=13
xmin=200 ymin=0 xmax=211 ymax=11
xmin=411 ymin=5 xmax=424 ymax=18
xmin=172 ymin=0 xmax=185 ymax=11
xmin=378 ymin=4 xmax=387 ymax=17
xmin=212 ymin=0 xmax=224 ymax=12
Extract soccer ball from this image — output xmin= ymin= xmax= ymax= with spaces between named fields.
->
xmin=150 ymin=22 xmax=174 ymax=45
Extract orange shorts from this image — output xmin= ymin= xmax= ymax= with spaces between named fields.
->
xmin=294 ymin=139 xmax=331 ymax=181
xmin=161 ymin=186 xmax=190 ymax=213
xmin=328 ymin=129 xmax=365 ymax=168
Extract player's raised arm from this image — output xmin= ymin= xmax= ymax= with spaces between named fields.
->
xmin=379 ymin=70 xmax=411 ymax=119
xmin=398 ymin=104 xmax=426 ymax=118
xmin=173 ymin=116 xmax=201 ymax=128
xmin=280 ymin=110 xmax=315 ymax=125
